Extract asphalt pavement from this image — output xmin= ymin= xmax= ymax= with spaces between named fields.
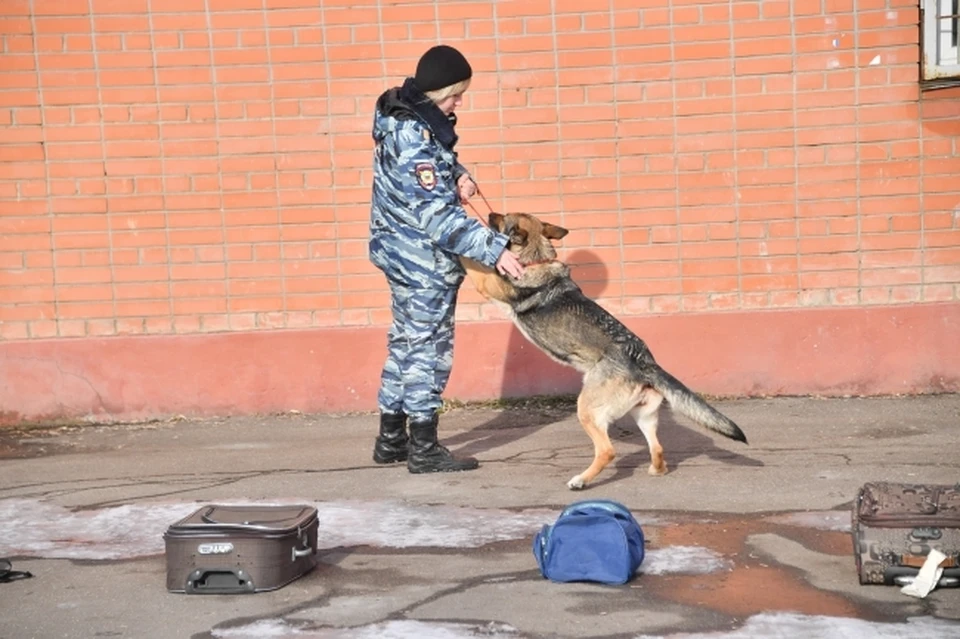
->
xmin=1 ymin=394 xmax=959 ymax=638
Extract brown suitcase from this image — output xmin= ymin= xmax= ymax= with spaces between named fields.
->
xmin=164 ymin=504 xmax=318 ymax=594
xmin=852 ymin=481 xmax=960 ymax=587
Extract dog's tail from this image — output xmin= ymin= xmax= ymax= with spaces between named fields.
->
xmin=647 ymin=365 xmax=748 ymax=444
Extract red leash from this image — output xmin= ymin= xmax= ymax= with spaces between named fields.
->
xmin=464 ymin=182 xmax=496 ymax=227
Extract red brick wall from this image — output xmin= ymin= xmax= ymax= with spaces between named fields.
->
xmin=2 ymin=0 xmax=960 ymax=341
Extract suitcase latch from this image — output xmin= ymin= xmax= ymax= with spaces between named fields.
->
xmin=910 ymin=527 xmax=943 ymax=541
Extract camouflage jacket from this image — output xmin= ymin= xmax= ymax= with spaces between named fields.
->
xmin=368 ymin=81 xmax=508 ymax=290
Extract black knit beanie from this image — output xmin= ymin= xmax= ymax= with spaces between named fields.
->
xmin=413 ymin=45 xmax=473 ymax=93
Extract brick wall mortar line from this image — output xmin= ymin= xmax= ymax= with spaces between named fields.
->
xmin=608 ymin=2 xmax=626 ymax=314
xmin=549 ymin=0 xmax=565 ymax=230
xmin=918 ymin=5 xmax=928 ymax=302
xmin=27 ymin=0 xmax=61 ymax=338
xmin=375 ymin=0 xmax=387 ymax=88
xmin=790 ymin=0 xmax=802 ymax=307
xmin=146 ymin=0 xmax=175 ymax=329
xmin=667 ymin=5 xmax=684 ymax=311
xmin=728 ymin=0 xmax=742 ymax=309
xmin=854 ymin=0 xmax=864 ymax=304
xmin=319 ymin=1 xmax=343 ymax=323
xmin=369 ymin=0 xmax=388 ymax=327
xmin=493 ymin=2 xmax=506 ymax=217
xmin=87 ymin=0 xmax=119 ymax=335
xmin=201 ymin=0 xmax=229 ymax=333
xmin=261 ymin=0 xmax=286 ymax=324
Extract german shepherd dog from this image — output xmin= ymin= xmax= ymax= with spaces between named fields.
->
xmin=461 ymin=212 xmax=748 ymax=490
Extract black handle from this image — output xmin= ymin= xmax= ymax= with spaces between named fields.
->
xmin=185 ymin=568 xmax=256 ymax=594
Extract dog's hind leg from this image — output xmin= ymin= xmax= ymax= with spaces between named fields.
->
xmin=627 ymin=388 xmax=667 ymax=476
xmin=567 ymin=376 xmax=638 ymax=490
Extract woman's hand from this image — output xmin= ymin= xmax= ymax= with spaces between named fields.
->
xmin=495 ymin=249 xmax=525 ymax=279
xmin=458 ymin=174 xmax=477 ymax=203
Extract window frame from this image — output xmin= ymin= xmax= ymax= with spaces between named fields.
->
xmin=921 ymin=0 xmax=960 ymax=88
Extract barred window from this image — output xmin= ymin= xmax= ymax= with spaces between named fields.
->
xmin=923 ymin=0 xmax=960 ymax=86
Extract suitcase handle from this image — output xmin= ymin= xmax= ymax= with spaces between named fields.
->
xmin=199 ymin=506 xmax=311 ymax=530
xmin=292 ymin=546 xmax=314 ymax=560
xmin=895 ymin=575 xmax=960 ymax=588
xmin=185 ymin=568 xmax=256 ymax=595
xmin=291 ymin=534 xmax=316 ymax=561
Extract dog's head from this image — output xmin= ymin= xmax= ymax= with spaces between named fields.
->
xmin=488 ymin=213 xmax=569 ymax=264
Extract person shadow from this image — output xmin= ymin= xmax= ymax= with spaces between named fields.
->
xmin=444 ymin=250 xmax=606 ymax=458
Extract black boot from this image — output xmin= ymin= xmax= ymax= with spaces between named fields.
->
xmin=407 ymin=412 xmax=479 ymax=473
xmin=373 ymin=411 xmax=408 ymax=464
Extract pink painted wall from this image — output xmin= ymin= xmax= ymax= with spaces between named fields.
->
xmin=3 ymin=302 xmax=957 ymax=424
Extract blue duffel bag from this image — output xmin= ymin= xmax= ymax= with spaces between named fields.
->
xmin=533 ymin=499 xmax=645 ymax=585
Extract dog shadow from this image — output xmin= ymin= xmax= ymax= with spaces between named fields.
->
xmin=446 ymin=250 xmax=605 ymax=458
xmin=592 ymin=410 xmax=763 ymax=488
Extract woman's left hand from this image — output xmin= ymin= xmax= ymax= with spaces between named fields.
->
xmin=495 ymin=249 xmax=525 ymax=279
xmin=458 ymin=174 xmax=477 ymax=203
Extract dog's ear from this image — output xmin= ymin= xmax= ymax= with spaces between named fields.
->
xmin=491 ymin=214 xmax=528 ymax=246
xmin=542 ymin=223 xmax=569 ymax=240
xmin=510 ymin=227 xmax=529 ymax=246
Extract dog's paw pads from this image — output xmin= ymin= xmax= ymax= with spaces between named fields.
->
xmin=566 ymin=476 xmax=585 ymax=490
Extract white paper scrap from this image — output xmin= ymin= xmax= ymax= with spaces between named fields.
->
xmin=900 ymin=549 xmax=947 ymax=598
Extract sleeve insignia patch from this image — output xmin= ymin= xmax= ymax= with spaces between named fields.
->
xmin=414 ymin=163 xmax=437 ymax=191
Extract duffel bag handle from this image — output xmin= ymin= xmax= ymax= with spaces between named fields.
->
xmin=562 ymin=499 xmax=636 ymax=522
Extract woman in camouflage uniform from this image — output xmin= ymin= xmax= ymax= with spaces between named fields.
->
xmin=368 ymin=45 xmax=525 ymax=473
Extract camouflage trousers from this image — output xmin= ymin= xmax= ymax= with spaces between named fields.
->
xmin=377 ymin=281 xmax=458 ymax=422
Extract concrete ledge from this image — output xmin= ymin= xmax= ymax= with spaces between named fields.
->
xmin=2 ymin=302 xmax=958 ymax=424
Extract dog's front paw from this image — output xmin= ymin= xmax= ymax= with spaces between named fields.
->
xmin=567 ymin=475 xmax=586 ymax=490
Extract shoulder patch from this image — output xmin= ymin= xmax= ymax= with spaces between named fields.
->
xmin=414 ymin=163 xmax=437 ymax=191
